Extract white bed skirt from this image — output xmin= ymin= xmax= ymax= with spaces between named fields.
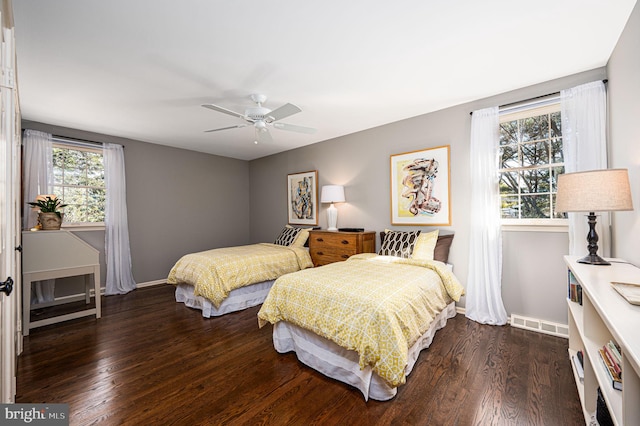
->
xmin=272 ymin=301 xmax=456 ymax=401
xmin=175 ymin=280 xmax=275 ymax=318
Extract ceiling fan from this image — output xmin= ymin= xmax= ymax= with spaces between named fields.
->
xmin=202 ymin=94 xmax=316 ymax=144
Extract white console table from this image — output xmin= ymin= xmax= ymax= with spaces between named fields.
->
xmin=22 ymin=230 xmax=101 ymax=336
xmin=565 ymin=255 xmax=640 ymax=425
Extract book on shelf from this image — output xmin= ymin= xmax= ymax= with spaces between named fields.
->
xmin=598 ymin=348 xmax=622 ymax=391
xmin=572 ymin=354 xmax=584 ymax=383
xmin=606 ymin=340 xmax=622 ymax=366
xmin=603 ymin=344 xmax=622 ymax=376
xmin=568 ymin=281 xmax=583 ymax=305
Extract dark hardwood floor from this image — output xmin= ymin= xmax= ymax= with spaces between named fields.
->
xmin=17 ymin=284 xmax=584 ymax=425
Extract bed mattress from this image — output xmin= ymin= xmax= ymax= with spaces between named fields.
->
xmin=175 ymin=280 xmax=275 ymax=317
xmin=272 ymin=301 xmax=456 ymax=400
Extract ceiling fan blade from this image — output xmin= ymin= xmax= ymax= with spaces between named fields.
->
xmin=266 ymin=103 xmax=302 ymax=122
xmin=273 ymin=122 xmax=317 ymax=134
xmin=255 ymin=127 xmax=273 ymax=144
xmin=202 ymin=103 xmax=245 ymax=119
xmin=204 ymin=124 xmax=248 ymax=133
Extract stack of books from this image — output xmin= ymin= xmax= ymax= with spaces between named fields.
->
xmin=598 ymin=340 xmax=623 ymax=391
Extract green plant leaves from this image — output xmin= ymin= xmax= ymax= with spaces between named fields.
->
xmin=26 ymin=196 xmax=68 ymax=213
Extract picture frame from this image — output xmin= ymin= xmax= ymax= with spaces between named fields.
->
xmin=390 ymin=145 xmax=451 ymax=226
xmin=287 ymin=170 xmax=318 ymax=225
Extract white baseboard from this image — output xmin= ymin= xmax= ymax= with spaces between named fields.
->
xmin=136 ymin=279 xmax=167 ymax=289
xmin=454 ymin=307 xmax=569 ymax=338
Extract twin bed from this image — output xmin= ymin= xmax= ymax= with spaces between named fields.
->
xmin=168 ymin=228 xmax=463 ymax=400
xmin=167 ymin=226 xmax=314 ymax=317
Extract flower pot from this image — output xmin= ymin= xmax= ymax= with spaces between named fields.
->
xmin=38 ymin=212 xmax=64 ymax=230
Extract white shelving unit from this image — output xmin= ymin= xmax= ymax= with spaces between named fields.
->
xmin=565 ymin=255 xmax=640 ymax=425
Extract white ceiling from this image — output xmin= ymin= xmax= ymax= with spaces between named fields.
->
xmin=13 ymin=1 xmax=637 ymax=161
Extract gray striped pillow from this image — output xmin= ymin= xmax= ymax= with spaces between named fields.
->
xmin=378 ymin=230 xmax=421 ymax=258
xmin=274 ymin=226 xmax=302 ymax=246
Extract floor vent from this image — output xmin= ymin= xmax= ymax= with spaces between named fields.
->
xmin=510 ymin=314 xmax=569 ymax=338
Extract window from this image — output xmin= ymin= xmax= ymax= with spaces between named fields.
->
xmin=52 ymin=140 xmax=105 ymax=224
xmin=499 ymin=101 xmax=566 ymax=223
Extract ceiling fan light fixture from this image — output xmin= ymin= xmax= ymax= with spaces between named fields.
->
xmin=245 ymin=106 xmax=270 ymax=121
xmin=202 ymin=93 xmax=316 ymax=142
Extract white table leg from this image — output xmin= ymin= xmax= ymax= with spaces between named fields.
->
xmin=22 ymin=277 xmax=31 ymax=336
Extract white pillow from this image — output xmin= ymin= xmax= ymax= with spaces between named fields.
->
xmin=411 ymin=229 xmax=440 ymax=261
xmin=291 ymin=227 xmax=313 ymax=248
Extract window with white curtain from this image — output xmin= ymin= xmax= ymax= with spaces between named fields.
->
xmin=498 ymin=98 xmax=567 ymax=226
xmin=52 ymin=138 xmax=106 ymax=225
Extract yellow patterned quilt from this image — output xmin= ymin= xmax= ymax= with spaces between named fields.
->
xmin=167 ymin=243 xmax=313 ymax=308
xmin=257 ymin=253 xmax=465 ymax=387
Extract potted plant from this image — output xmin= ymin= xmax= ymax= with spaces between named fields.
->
xmin=27 ymin=196 xmax=68 ymax=230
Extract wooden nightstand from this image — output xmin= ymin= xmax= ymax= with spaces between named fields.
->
xmin=308 ymin=230 xmax=376 ymax=267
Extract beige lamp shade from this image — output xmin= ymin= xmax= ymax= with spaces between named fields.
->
xmin=320 ymin=185 xmax=345 ymax=203
xmin=556 ymin=169 xmax=633 ymax=213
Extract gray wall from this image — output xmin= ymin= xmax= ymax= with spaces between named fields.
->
xmin=22 ymin=120 xmax=250 ymax=293
xmin=249 ymin=68 xmax=607 ymax=324
xmin=608 ymin=0 xmax=640 ymax=266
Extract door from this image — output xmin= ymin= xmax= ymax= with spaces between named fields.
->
xmin=0 ymin=6 xmax=20 ymax=403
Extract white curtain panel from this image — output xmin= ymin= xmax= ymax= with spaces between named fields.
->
xmin=104 ymin=143 xmax=137 ymax=295
xmin=466 ymin=107 xmax=508 ymax=325
xmin=22 ymin=130 xmax=53 ymax=230
xmin=561 ymin=81 xmax=609 ymax=258
xmin=22 ymin=129 xmax=55 ymax=303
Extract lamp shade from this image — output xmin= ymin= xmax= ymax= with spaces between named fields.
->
xmin=320 ymin=185 xmax=345 ymax=203
xmin=556 ymin=169 xmax=633 ymax=213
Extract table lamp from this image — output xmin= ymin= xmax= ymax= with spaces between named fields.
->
xmin=555 ymin=169 xmax=633 ymax=265
xmin=321 ymin=185 xmax=345 ymax=231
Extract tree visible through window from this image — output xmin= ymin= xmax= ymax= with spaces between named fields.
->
xmin=499 ymin=103 xmax=565 ymax=220
xmin=53 ymin=143 xmax=105 ymax=224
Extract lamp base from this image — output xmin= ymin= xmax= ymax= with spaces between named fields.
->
xmin=577 ymin=253 xmax=611 ymax=266
xmin=326 ymin=203 xmax=338 ymax=231
xmin=577 ymin=212 xmax=611 ymax=266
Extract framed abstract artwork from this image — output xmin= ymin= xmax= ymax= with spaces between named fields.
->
xmin=287 ymin=170 xmax=318 ymax=225
xmin=390 ymin=145 xmax=451 ymax=226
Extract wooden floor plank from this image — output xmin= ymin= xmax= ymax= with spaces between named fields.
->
xmin=16 ymin=284 xmax=584 ymax=425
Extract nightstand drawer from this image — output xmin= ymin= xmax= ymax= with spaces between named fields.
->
xmin=309 ymin=249 xmax=351 ymax=266
xmin=310 ymin=233 xmax=358 ymax=251
xmin=308 ymin=230 xmax=375 ymax=267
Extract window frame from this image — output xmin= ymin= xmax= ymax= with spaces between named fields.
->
xmin=52 ymin=138 xmax=106 ymax=230
xmin=498 ymin=99 xmax=568 ymax=231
